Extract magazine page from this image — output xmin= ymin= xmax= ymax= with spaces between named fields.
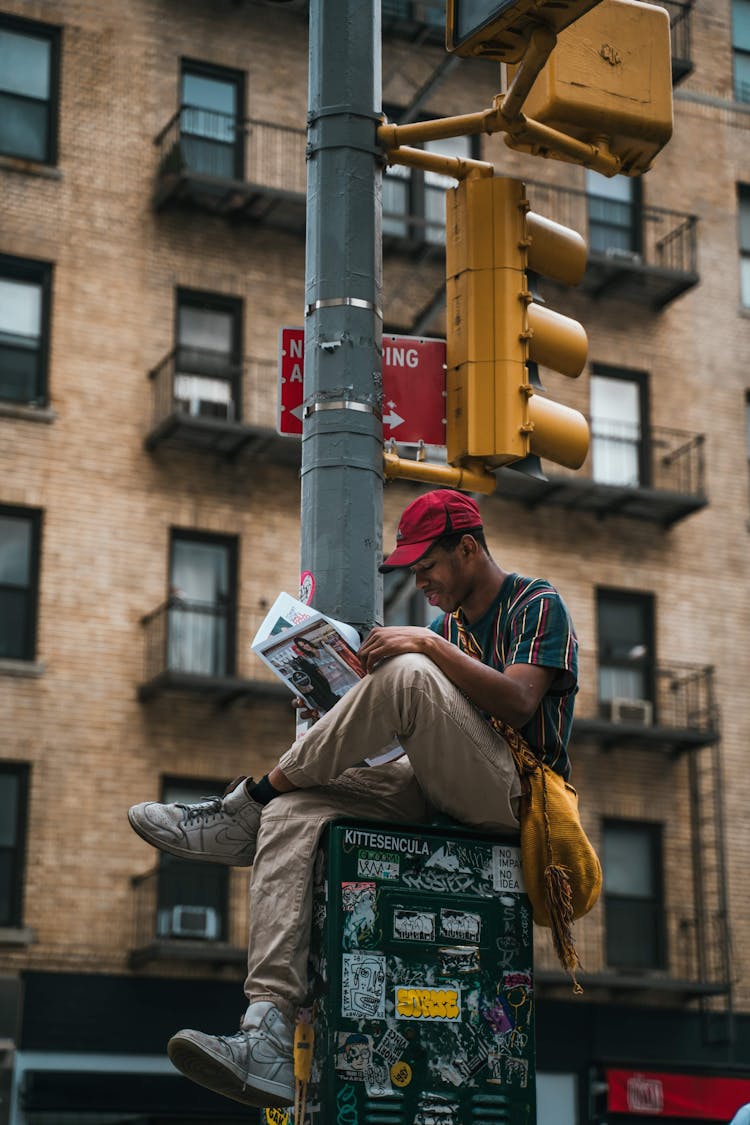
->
xmin=251 ymin=591 xmax=360 ymax=651
xmin=254 ymin=615 xmax=365 ymax=714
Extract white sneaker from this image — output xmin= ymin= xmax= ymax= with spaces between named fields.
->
xmin=127 ymin=777 xmax=261 ymax=866
xmin=167 ymin=1001 xmax=295 ymax=1108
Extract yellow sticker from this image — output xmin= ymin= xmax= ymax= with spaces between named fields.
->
xmin=394 ymin=986 xmax=461 ymax=1021
xmin=390 ymin=1060 xmax=413 ymax=1087
xmin=264 ymin=1110 xmax=290 ymax=1125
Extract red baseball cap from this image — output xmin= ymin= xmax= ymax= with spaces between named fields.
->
xmin=380 ymin=490 xmax=483 ymax=572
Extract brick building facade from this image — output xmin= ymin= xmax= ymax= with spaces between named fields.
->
xmin=1 ymin=0 xmax=749 ymax=1121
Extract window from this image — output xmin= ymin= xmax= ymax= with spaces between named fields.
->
xmin=156 ymin=779 xmax=229 ymax=942
xmin=0 ymin=255 xmax=52 ymax=405
xmin=0 ymin=15 xmax=60 ymax=163
xmin=597 ymin=589 xmax=654 ymax=715
xmin=168 ymin=531 xmax=236 ymax=677
xmin=590 ymin=367 xmax=648 ymax=487
xmin=586 ymin=170 xmax=640 ymax=258
xmin=0 ymin=506 xmax=42 ymax=661
xmin=383 ymin=118 xmax=476 ymax=244
xmin=739 ymin=186 xmax=750 ymax=306
xmin=174 ymin=290 xmax=242 ymax=420
xmin=180 ymin=61 xmax=244 ymax=179
xmin=603 ymin=820 xmax=665 ymax=970
xmin=734 ymin=0 xmax=750 ymax=103
xmin=0 ymin=765 xmax=29 ymax=928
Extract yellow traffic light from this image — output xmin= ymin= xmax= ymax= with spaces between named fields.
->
xmin=445 ymin=175 xmax=589 ymax=471
xmin=504 ymin=0 xmax=673 ymax=175
xmin=446 ymin=0 xmax=604 ymax=63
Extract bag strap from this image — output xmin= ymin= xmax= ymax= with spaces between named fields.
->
xmin=451 ymin=610 xmax=583 ymax=992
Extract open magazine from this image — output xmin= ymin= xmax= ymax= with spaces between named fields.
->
xmin=251 ymin=593 xmax=402 ymax=766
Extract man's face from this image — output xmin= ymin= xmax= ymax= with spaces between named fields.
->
xmin=410 ymin=541 xmax=472 ymax=614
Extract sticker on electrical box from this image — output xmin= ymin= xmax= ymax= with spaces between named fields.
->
xmin=395 ymin=985 xmax=461 ymax=1021
xmin=491 ymin=844 xmax=525 ymax=893
xmin=440 ymin=908 xmax=482 ymax=942
xmin=357 ymin=848 xmax=400 ymax=880
xmin=393 ymin=907 xmax=436 ymax=942
xmin=342 ymin=952 xmax=386 ymax=1019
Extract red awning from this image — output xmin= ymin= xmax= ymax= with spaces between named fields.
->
xmin=607 ymin=1069 xmax=750 ymax=1119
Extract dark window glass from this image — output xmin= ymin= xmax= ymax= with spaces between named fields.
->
xmin=174 ymin=291 xmax=242 ymax=420
xmin=168 ymin=532 xmax=236 ymax=676
xmin=603 ymin=821 xmax=665 ymax=970
xmin=180 ymin=63 xmax=243 ymax=179
xmin=734 ymin=0 xmax=750 ymax=102
xmin=0 ymin=765 xmax=29 ymax=927
xmin=586 ymin=171 xmax=639 ymax=257
xmin=0 ymin=256 xmax=52 ymax=405
xmin=0 ymin=18 xmax=59 ymax=163
xmin=157 ymin=780 xmax=229 ymax=941
xmin=597 ymin=589 xmax=654 ymax=713
xmin=0 ymin=507 xmax=41 ymax=660
xmin=740 ymin=186 xmax=750 ymax=306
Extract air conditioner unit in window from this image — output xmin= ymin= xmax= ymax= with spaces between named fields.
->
xmin=604 ymin=246 xmax=643 ymax=265
xmin=157 ymin=904 xmax=220 ymax=941
xmin=604 ymin=698 xmax=654 ymax=725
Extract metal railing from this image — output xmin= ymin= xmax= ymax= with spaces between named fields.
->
xmin=653 ymin=662 xmax=718 ymax=732
xmin=575 ymin=658 xmax=717 ymax=734
xmin=148 ymin=349 xmax=278 ymax=432
xmin=154 ymin=107 xmax=307 ymax=194
xmin=661 ymin=0 xmax=693 ymax=68
xmin=140 ymin=599 xmax=281 ymax=686
xmin=131 ymin=865 xmax=249 ymax=957
xmin=525 ymin=180 xmax=698 ymax=277
xmin=535 ymin=906 xmax=729 ymax=989
xmin=588 ymin=423 xmax=705 ymax=496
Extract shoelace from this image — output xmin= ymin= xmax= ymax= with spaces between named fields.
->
xmin=178 ymin=797 xmax=224 ymax=825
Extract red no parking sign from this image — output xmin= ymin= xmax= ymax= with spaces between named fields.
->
xmin=278 ymin=328 xmax=446 ymax=446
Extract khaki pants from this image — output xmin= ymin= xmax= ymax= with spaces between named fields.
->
xmin=243 ymin=653 xmax=521 ymax=1024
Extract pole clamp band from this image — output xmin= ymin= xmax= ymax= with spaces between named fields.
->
xmin=305 ymin=297 xmax=383 ymax=319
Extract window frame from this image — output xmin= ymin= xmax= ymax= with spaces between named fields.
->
xmin=596 ymin=587 xmax=656 ymax=713
xmin=590 ymin=364 xmax=651 ymax=488
xmin=174 ymin=288 xmax=244 ymax=418
xmin=168 ymin=528 xmax=238 ymax=677
xmin=0 ymin=504 xmax=42 ymax=662
xmin=0 ymin=762 xmax=30 ymax=929
xmin=738 ymin=184 xmax=750 ymax=307
xmin=585 ymin=171 xmax=643 ymax=258
xmin=0 ymin=12 xmax=61 ymax=165
xmin=733 ymin=0 xmax=750 ymax=103
xmin=0 ymin=254 xmax=53 ymax=407
xmin=179 ymin=57 xmax=246 ymax=181
xmin=602 ymin=818 xmax=666 ymax=971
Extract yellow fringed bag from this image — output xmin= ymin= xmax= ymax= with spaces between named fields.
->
xmin=502 ymin=724 xmax=602 ymax=993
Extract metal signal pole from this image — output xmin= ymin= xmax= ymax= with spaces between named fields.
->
xmin=300 ymin=0 xmax=384 ymax=632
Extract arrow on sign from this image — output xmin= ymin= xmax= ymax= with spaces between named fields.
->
xmin=383 ymin=404 xmax=405 ymax=430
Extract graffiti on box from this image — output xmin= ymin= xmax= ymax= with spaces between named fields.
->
xmin=308 ymin=829 xmax=535 ymax=1125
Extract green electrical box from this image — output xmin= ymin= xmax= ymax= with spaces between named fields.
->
xmin=285 ymin=818 xmax=535 ymax=1125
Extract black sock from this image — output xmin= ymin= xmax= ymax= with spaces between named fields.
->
xmin=247 ymin=774 xmax=282 ymax=806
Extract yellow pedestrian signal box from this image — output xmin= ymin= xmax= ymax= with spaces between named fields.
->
xmin=446 ymin=0 xmax=604 ymax=62
xmin=505 ymin=0 xmax=673 ymax=174
xmin=445 ymin=176 xmax=589 ymax=471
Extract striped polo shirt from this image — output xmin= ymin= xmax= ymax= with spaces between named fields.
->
xmin=430 ymin=573 xmax=578 ymax=779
